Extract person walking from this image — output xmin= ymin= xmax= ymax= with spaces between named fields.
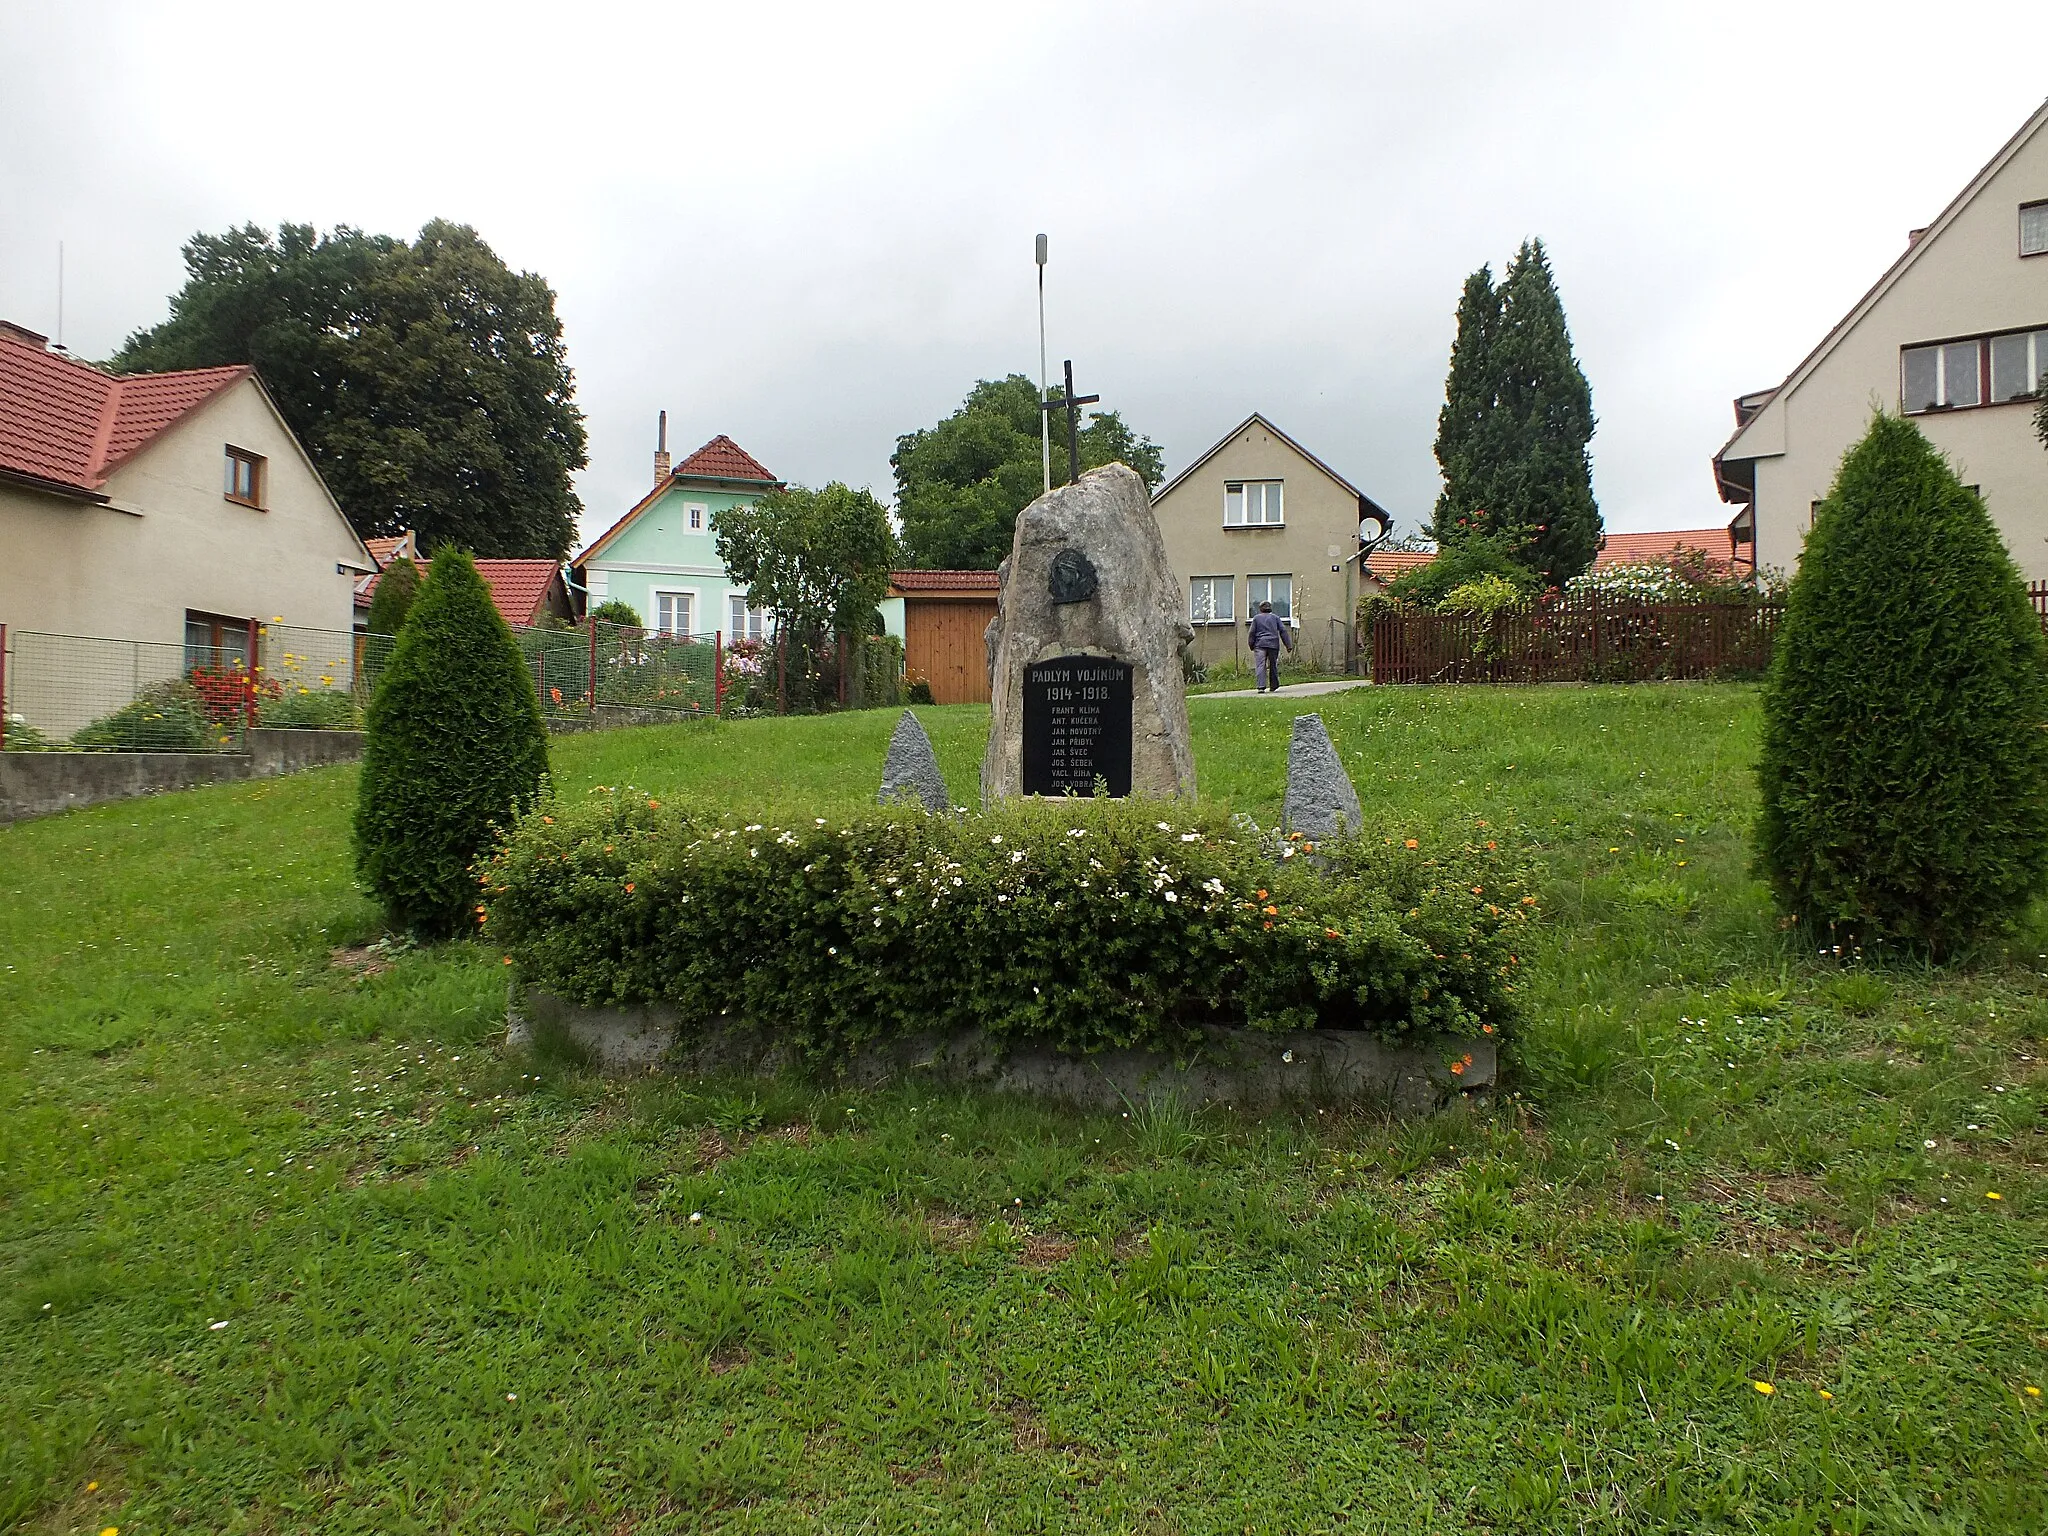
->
xmin=1247 ymin=600 xmax=1294 ymax=692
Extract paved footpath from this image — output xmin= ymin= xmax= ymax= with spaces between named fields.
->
xmin=1189 ymin=679 xmax=1373 ymax=701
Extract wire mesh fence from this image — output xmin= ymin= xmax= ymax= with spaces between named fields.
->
xmin=2 ymin=617 xmax=908 ymax=750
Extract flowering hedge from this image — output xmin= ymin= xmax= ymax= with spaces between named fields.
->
xmin=483 ymin=792 xmax=1533 ymax=1060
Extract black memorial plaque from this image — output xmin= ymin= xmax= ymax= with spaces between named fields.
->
xmin=1022 ymin=657 xmax=1134 ymax=797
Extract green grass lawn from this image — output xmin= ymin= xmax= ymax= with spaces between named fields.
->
xmin=2 ymin=687 xmax=2043 ymax=1534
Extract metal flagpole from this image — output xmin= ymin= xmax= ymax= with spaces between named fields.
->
xmin=1035 ymin=233 xmax=1050 ymax=496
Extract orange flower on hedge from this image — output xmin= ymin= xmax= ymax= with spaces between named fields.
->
xmin=624 ymin=883 xmax=636 ymax=894
xmin=1450 ymin=1060 xmax=1466 ymax=1076
xmin=1404 ymin=839 xmax=1418 ymax=849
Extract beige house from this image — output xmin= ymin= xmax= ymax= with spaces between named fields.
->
xmin=1 ymin=320 xmax=372 ymax=733
xmin=1152 ymin=413 xmax=1390 ymax=670
xmin=1716 ymin=100 xmax=2048 ymax=576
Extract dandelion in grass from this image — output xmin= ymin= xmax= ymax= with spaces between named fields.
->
xmin=1753 ymin=1381 xmax=1775 ymax=1396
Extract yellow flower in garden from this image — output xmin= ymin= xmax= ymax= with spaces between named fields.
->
xmin=1986 ymin=1191 xmax=2002 ymax=1201
xmin=1753 ymin=1381 xmax=1775 ymax=1395
xmin=2026 ymin=1386 xmax=2041 ymax=1398
xmin=1817 ymin=1390 xmax=1833 ymax=1400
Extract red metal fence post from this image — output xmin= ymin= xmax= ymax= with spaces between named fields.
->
xmin=713 ymin=630 xmax=724 ymax=717
xmin=245 ymin=617 xmax=261 ymax=726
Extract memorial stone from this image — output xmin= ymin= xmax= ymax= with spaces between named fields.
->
xmin=982 ymin=464 xmax=1197 ymax=801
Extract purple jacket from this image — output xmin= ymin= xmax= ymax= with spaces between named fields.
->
xmin=1248 ymin=611 xmax=1293 ymax=652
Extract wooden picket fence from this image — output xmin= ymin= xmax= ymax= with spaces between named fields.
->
xmin=1368 ymin=595 xmax=1785 ymax=685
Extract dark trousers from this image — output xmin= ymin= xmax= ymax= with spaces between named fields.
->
xmin=1254 ymin=647 xmax=1282 ymax=690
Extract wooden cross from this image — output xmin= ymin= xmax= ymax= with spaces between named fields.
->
xmin=1039 ymin=359 xmax=1099 ymax=487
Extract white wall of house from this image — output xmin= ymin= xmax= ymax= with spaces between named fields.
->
xmin=1726 ymin=110 xmax=2048 ymax=577
xmin=1 ymin=379 xmax=369 ymax=645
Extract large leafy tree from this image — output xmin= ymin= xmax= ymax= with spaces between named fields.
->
xmin=715 ymin=482 xmax=895 ymax=640
xmin=1430 ymin=240 xmax=1601 ymax=585
xmin=114 ymin=221 xmax=587 ymax=559
xmin=893 ymin=375 xmax=1164 ymax=569
xmin=1755 ymin=414 xmax=2048 ymax=957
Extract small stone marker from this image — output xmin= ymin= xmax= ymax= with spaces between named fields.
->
xmin=878 ymin=710 xmax=950 ymax=811
xmin=1282 ymin=713 xmax=1362 ymax=839
xmin=982 ymin=464 xmax=1197 ymax=802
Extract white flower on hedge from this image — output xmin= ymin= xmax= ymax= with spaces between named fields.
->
xmin=746 ymin=823 xmax=763 ymax=832
xmin=1202 ymin=878 xmax=1225 ymax=895
xmin=1164 ymin=891 xmax=1178 ymax=903
xmin=1010 ymin=851 xmax=1025 ymax=864
xmin=1180 ymin=833 xmax=1200 ymax=842
xmin=1068 ymin=828 xmax=1087 ymax=838
xmin=1156 ymin=822 xmax=1172 ymax=832
xmin=990 ymin=835 xmax=1003 ymax=844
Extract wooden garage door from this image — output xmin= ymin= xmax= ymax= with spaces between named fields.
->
xmin=905 ymin=598 xmax=999 ymax=705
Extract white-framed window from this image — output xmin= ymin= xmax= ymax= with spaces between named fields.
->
xmin=728 ymin=595 xmax=770 ymax=642
xmin=653 ymin=590 xmax=696 ymax=636
xmin=1247 ymin=574 xmax=1293 ymax=623
xmin=1223 ymin=480 xmax=1284 ymax=527
xmin=2022 ymin=201 xmax=2048 ymax=258
xmin=1905 ymin=328 xmax=2048 ymax=411
xmin=685 ymin=501 xmax=707 ymax=531
xmin=1990 ymin=329 xmax=2048 ymax=402
xmin=1189 ymin=576 xmax=1235 ymax=624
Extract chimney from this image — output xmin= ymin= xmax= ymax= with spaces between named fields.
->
xmin=0 ymin=319 xmax=50 ymax=350
xmin=654 ymin=410 xmax=671 ymax=486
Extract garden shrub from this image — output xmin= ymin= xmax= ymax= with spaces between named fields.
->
xmin=71 ymin=680 xmax=215 ymax=751
xmin=1755 ymin=413 xmax=2048 ymax=955
xmin=485 ymin=794 xmax=1532 ymax=1060
xmin=258 ymin=688 xmax=359 ymax=729
xmin=1384 ymin=538 xmax=1540 ymax=609
xmin=1436 ymin=573 xmax=1527 ymax=616
xmin=364 ymin=555 xmax=421 ymax=634
xmin=589 ymin=598 xmax=643 ymax=629
xmin=355 ymin=549 xmax=549 ymax=937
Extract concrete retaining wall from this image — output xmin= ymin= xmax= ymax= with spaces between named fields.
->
xmin=509 ymin=985 xmax=1495 ymax=1114
xmin=0 ymin=728 xmax=364 ymax=823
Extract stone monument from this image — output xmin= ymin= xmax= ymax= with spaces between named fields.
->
xmin=877 ymin=710 xmax=951 ymax=811
xmin=981 ymin=464 xmax=1197 ymax=802
xmin=1282 ymin=713 xmax=1363 ymax=839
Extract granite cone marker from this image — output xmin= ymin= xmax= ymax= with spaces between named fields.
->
xmin=981 ymin=463 xmax=1197 ymax=802
xmin=1282 ymin=713 xmax=1362 ymax=839
xmin=878 ymin=710 xmax=951 ymax=811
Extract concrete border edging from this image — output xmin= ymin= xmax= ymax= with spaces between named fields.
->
xmin=509 ymin=985 xmax=1495 ymax=1114
xmin=0 ymin=728 xmax=364 ymax=824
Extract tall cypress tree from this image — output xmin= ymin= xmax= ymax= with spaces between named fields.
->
xmin=1431 ymin=240 xmax=1602 ymax=585
xmin=1431 ymin=268 xmax=1501 ymax=546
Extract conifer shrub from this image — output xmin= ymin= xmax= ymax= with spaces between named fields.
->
xmin=484 ymin=794 xmax=1532 ymax=1058
xmin=355 ymin=549 xmax=548 ymax=937
xmin=364 ymin=555 xmax=421 ymax=635
xmin=1755 ymin=414 xmax=2048 ymax=955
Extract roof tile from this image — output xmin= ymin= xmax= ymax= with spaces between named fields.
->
xmin=0 ymin=325 xmax=247 ymax=493
xmin=674 ymin=434 xmax=777 ymax=482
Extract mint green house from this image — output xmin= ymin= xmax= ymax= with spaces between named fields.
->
xmin=572 ymin=429 xmax=781 ymax=640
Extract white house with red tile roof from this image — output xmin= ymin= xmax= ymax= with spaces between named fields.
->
xmin=0 ymin=319 xmax=372 ymax=655
xmin=570 ymin=421 xmax=783 ymax=639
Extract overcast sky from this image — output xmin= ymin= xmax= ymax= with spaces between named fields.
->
xmin=5 ymin=2 xmax=2045 ymax=549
